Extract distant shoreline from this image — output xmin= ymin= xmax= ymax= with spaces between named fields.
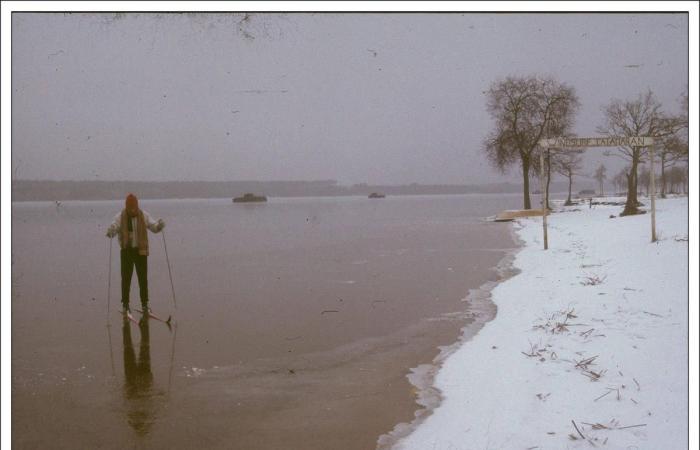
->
xmin=11 ymin=179 xmax=581 ymax=202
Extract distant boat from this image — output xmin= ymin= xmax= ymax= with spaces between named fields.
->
xmin=233 ymin=193 xmax=267 ymax=203
xmin=368 ymin=192 xmax=386 ymax=199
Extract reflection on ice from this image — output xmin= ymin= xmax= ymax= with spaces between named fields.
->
xmin=122 ymin=317 xmax=155 ymax=435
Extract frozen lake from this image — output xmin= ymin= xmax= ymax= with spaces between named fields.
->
xmin=12 ymin=194 xmax=521 ymax=449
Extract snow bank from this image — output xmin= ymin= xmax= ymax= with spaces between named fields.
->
xmin=392 ymin=197 xmax=689 ymax=450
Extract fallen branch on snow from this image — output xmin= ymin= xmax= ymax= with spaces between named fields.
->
xmin=580 ymin=328 xmax=595 ymax=338
xmin=581 ymin=369 xmax=606 ymax=381
xmin=633 ymin=377 xmax=641 ymax=391
xmin=580 ymin=274 xmax=607 ymax=286
xmin=521 ymin=341 xmax=545 ymax=358
xmin=582 ymin=421 xmax=647 ymax=431
xmin=571 ymin=420 xmax=586 ymax=439
xmin=593 ymin=390 xmax=612 ymax=402
xmin=617 ymin=423 xmax=647 ymax=430
xmin=575 ymin=355 xmax=598 ymax=370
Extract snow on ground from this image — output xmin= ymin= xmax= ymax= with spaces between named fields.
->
xmin=393 ymin=196 xmax=689 ymax=450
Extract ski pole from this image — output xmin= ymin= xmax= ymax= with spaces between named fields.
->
xmin=107 ymin=318 xmax=115 ymax=376
xmin=161 ymin=230 xmax=178 ymax=310
xmin=107 ymin=237 xmax=113 ymax=323
xmin=167 ymin=322 xmax=178 ymax=395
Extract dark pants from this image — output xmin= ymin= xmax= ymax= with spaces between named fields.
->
xmin=121 ymin=247 xmax=148 ymax=309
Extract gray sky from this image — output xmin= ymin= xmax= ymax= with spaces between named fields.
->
xmin=11 ymin=12 xmax=688 ymax=185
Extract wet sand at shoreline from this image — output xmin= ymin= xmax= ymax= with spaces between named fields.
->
xmin=12 ymin=196 xmax=519 ymax=449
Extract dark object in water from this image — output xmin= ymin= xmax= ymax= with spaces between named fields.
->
xmin=368 ymin=192 xmax=385 ymax=199
xmin=233 ymin=193 xmax=268 ymax=203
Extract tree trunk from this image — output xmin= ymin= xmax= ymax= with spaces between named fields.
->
xmin=660 ymin=153 xmax=667 ymax=198
xmin=621 ymin=148 xmax=641 ymax=216
xmin=545 ymin=150 xmax=552 ymax=210
xmin=522 ymin=157 xmax=531 ymax=210
xmin=565 ymin=170 xmax=573 ymax=206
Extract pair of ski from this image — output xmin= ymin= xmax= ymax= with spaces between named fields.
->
xmin=123 ymin=308 xmax=172 ymax=327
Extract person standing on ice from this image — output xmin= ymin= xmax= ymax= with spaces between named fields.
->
xmin=106 ymin=193 xmax=165 ymax=313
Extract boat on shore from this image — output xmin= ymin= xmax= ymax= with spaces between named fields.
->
xmin=233 ymin=193 xmax=267 ymax=203
xmin=368 ymin=192 xmax=386 ymax=199
xmin=493 ymin=209 xmax=544 ymax=222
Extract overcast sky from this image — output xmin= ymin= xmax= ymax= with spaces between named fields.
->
xmin=11 ymin=12 xmax=688 ymax=185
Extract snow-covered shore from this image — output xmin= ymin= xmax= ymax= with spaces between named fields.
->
xmin=392 ymin=196 xmax=689 ymax=450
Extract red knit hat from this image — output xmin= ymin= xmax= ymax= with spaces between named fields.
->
xmin=125 ymin=193 xmax=138 ymax=209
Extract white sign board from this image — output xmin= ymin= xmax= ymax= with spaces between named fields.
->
xmin=539 ymin=136 xmax=654 ymax=148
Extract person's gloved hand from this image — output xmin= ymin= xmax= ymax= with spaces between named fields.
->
xmin=106 ymin=228 xmax=116 ymax=238
xmin=157 ymin=219 xmax=165 ymax=232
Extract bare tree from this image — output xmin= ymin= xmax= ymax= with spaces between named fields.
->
xmin=657 ymin=90 xmax=690 ymax=197
xmin=553 ymin=148 xmax=583 ymax=205
xmin=612 ymin=167 xmax=628 ymax=195
xmin=658 ymin=134 xmax=689 ymax=197
xmin=638 ymin=165 xmax=651 ymax=196
xmin=598 ymin=90 xmax=684 ymax=216
xmin=668 ymin=165 xmax=688 ymax=194
xmin=484 ymin=75 xmax=580 ymax=209
xmin=593 ymin=163 xmax=607 ymax=196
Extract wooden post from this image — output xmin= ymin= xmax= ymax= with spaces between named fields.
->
xmin=536 ymin=136 xmax=655 ymax=250
xmin=649 ymin=143 xmax=657 ymax=242
xmin=540 ymin=148 xmax=548 ymax=249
